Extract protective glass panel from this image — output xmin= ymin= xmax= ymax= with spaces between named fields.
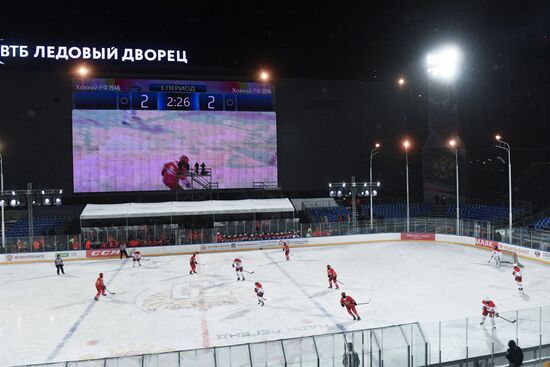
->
xmin=180 ymin=348 xmax=216 ymax=367
xmin=517 ymin=307 xmax=540 ymax=350
xmin=542 ymin=306 xmax=550 ymax=359
xmin=142 ymin=351 xmax=179 ymax=367
xmin=492 ymin=309 xmax=517 ymax=355
xmin=105 ymin=355 xmax=142 ymax=367
xmin=411 ymin=324 xmax=427 ymax=367
xmin=466 ymin=316 xmax=493 ymax=359
xmin=418 ymin=320 xmax=439 ymax=364
xmin=375 ymin=326 xmax=409 ymax=367
xmin=250 ymin=340 xmax=286 ymax=367
xmin=314 ymin=333 xmax=347 ymax=367
xmin=282 ymin=337 xmax=318 ymax=367
xmin=215 ymin=344 xmax=251 ymax=367
xmin=67 ymin=360 xmax=105 ymax=367
xmin=439 ymin=318 xmax=467 ymax=363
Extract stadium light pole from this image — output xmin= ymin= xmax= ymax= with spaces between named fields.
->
xmin=0 ymin=151 xmax=4 ymax=249
xmin=495 ymin=134 xmax=512 ymax=243
xmin=449 ymin=139 xmax=460 ymax=235
xmin=403 ymin=140 xmax=411 ymax=232
xmin=369 ymin=143 xmax=381 ymax=231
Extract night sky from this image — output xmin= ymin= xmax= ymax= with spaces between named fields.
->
xmin=1 ymin=1 xmax=546 ymax=80
xmin=1 ymin=1 xmax=550 ymax=209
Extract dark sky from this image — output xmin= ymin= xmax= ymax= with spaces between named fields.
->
xmin=2 ymin=1 xmax=550 ymax=208
xmin=2 ymin=1 xmax=548 ymax=81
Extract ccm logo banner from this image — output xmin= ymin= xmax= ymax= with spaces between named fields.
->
xmin=86 ymin=249 xmax=120 ymax=258
xmin=401 ymin=233 xmax=435 ymax=241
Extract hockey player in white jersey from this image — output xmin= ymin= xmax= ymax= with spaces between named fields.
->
xmin=133 ymin=251 xmax=142 ymax=267
xmin=480 ymin=298 xmax=498 ymax=329
xmin=232 ymin=257 xmax=245 ymax=281
xmin=512 ymin=264 xmax=523 ymax=291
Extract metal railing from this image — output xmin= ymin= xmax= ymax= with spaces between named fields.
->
xmin=2 ymin=217 xmax=550 ymax=254
xmin=17 ymin=305 xmax=550 ymax=367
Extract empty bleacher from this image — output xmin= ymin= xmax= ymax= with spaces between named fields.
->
xmin=532 ymin=217 xmax=550 ymax=231
xmin=6 ymin=217 xmax=66 ymax=237
xmin=446 ymin=203 xmax=527 ymax=222
xmin=362 ymin=202 xmax=432 ymax=218
xmin=307 ymin=206 xmax=350 ymax=222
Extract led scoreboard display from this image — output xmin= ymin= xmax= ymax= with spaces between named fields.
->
xmin=73 ymin=81 xmax=274 ymax=112
xmin=72 ymin=78 xmax=278 ymax=193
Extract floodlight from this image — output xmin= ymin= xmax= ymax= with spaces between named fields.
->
xmin=426 ymin=45 xmax=462 ymax=81
xmin=76 ymin=65 xmax=90 ymax=77
xmin=259 ymin=70 xmax=269 ymax=82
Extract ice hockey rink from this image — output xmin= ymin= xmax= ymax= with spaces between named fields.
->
xmin=1 ymin=240 xmax=550 ymax=366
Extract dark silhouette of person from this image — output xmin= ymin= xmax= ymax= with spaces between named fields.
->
xmin=505 ymin=340 xmax=523 ymax=366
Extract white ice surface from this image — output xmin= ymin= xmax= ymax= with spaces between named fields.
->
xmin=1 ymin=241 xmax=549 ymax=366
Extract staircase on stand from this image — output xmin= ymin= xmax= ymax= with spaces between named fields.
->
xmin=432 ymin=203 xmax=449 ymax=218
xmin=176 ymin=168 xmax=218 ymax=201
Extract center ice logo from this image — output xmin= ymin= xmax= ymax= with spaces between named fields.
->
xmin=138 ymin=280 xmax=250 ymax=315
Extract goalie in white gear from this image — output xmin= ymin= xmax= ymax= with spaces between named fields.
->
xmin=489 ymin=243 xmax=502 ymax=267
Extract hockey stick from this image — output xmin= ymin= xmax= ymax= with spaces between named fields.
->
xmin=497 ymin=315 xmax=516 ymax=323
xmin=104 ymin=287 xmax=116 ymax=295
xmin=488 ymin=252 xmax=495 ymax=263
xmin=244 ymin=270 xmax=255 ymax=274
xmin=336 ymin=279 xmax=345 ymax=285
xmin=356 ymin=299 xmax=371 ymax=305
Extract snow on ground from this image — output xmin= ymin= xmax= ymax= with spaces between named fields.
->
xmin=0 ymin=241 xmax=549 ymax=366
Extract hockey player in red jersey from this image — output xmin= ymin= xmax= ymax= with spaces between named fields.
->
xmin=340 ymin=292 xmax=360 ymax=320
xmin=512 ymin=264 xmax=523 ymax=291
xmin=95 ymin=273 xmax=106 ymax=300
xmin=327 ymin=265 xmax=339 ymax=289
xmin=282 ymin=241 xmax=290 ymax=260
xmin=189 ymin=252 xmax=198 ymax=274
xmin=254 ymin=282 xmax=265 ymax=306
xmin=480 ymin=298 xmax=498 ymax=328
xmin=162 ymin=155 xmax=191 ymax=190
xmin=233 ymin=257 xmax=245 ymax=281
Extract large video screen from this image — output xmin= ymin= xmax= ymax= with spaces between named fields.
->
xmin=72 ymin=78 xmax=277 ymax=193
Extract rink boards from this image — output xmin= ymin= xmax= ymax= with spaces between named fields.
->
xmin=1 ymin=232 xmax=549 ymax=265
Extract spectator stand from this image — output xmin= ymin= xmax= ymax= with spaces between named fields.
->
xmin=79 ymin=199 xmax=296 ymax=248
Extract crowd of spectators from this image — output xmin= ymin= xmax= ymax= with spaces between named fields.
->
xmin=95 ymin=235 xmax=176 ymax=249
xmin=216 ymin=231 xmax=299 ymax=242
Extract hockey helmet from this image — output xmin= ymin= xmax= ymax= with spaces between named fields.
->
xmin=483 ymin=297 xmax=490 ymax=303
xmin=255 ymin=282 xmax=260 ymax=286
xmin=179 ymin=155 xmax=189 ymax=164
xmin=99 ymin=272 xmax=103 ymax=277
xmin=341 ymin=292 xmax=346 ymax=297
xmin=327 ymin=265 xmax=331 ymax=268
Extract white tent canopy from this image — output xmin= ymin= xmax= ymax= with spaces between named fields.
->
xmin=80 ymin=198 xmax=295 ymax=220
